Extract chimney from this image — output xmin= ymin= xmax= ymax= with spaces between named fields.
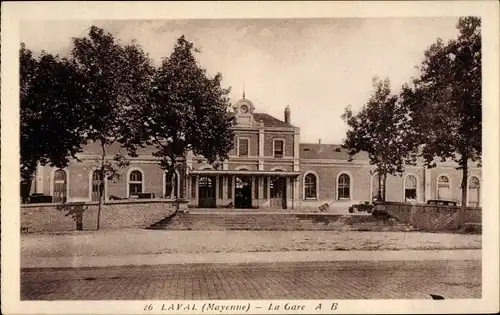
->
xmin=318 ymin=139 xmax=322 ymax=144
xmin=284 ymin=105 xmax=291 ymax=124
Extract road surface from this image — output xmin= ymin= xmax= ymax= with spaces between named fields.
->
xmin=21 ymin=260 xmax=481 ymax=300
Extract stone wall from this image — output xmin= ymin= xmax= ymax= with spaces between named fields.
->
xmin=375 ymin=202 xmax=481 ymax=232
xmin=21 ymin=199 xmax=187 ymax=233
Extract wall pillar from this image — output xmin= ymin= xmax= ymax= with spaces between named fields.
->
xmin=292 ymin=177 xmax=296 ymax=208
xmin=194 ymin=175 xmax=199 ymax=203
xmin=35 ymin=163 xmax=44 ymax=194
xmin=293 ymin=128 xmax=300 ymax=172
xmin=258 ymin=128 xmax=265 ymax=171
xmin=286 ymin=177 xmax=292 ymax=209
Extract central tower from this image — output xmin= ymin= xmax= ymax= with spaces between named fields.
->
xmin=232 ymin=95 xmax=256 ymax=127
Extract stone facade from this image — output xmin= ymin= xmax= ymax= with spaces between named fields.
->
xmin=30 ymin=97 xmax=482 ymax=210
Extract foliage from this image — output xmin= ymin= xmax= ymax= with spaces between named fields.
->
xmin=400 ymin=17 xmax=481 ymax=213
xmin=70 ymin=26 xmax=154 ymax=157
xmin=133 ymin=35 xmax=235 ymax=197
xmin=20 ymin=44 xmax=88 ymax=199
xmin=70 ymin=26 xmax=155 ymax=228
xmin=342 ymin=77 xmax=416 ymax=201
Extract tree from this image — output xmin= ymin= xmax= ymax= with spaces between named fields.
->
xmin=401 ymin=17 xmax=481 ymax=225
xmin=20 ymin=44 xmax=88 ymax=201
xmin=342 ymin=77 xmax=416 ymax=201
xmin=70 ymin=26 xmax=154 ymax=229
xmin=133 ymin=35 xmax=234 ymax=209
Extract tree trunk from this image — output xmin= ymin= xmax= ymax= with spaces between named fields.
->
xmin=382 ymin=172 xmax=388 ymax=202
xmin=165 ymin=172 xmax=173 ymax=199
xmin=459 ymin=161 xmax=469 ymax=229
xmin=377 ymin=172 xmax=382 ymax=201
xmin=97 ymin=139 xmax=106 ymax=231
xmin=165 ymin=167 xmax=180 ymax=214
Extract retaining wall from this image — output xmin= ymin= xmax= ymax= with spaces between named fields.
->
xmin=21 ymin=199 xmax=188 ymax=233
xmin=375 ymin=202 xmax=481 ymax=232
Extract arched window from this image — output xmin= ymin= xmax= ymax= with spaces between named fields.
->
xmin=404 ymin=175 xmax=417 ymax=202
xmin=129 ymin=170 xmax=143 ymax=197
xmin=91 ymin=170 xmax=105 ymax=201
xmin=337 ymin=173 xmax=350 ymax=200
xmin=304 ymin=173 xmax=317 ymax=199
xmin=468 ymin=176 xmax=480 ymax=207
xmin=53 ymin=169 xmax=67 ymax=203
xmin=437 ymin=175 xmax=451 ymax=200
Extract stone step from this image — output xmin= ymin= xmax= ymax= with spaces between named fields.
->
xmin=148 ymin=212 xmax=414 ymax=231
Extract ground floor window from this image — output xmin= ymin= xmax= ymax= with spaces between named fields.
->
xmin=405 ymin=175 xmax=417 ymax=202
xmin=468 ymin=176 xmax=480 ymax=207
xmin=53 ymin=169 xmax=67 ymax=203
xmin=437 ymin=175 xmax=451 ymax=200
xmin=304 ymin=173 xmax=317 ymax=199
xmin=128 ymin=170 xmax=143 ymax=197
xmin=91 ymin=170 xmax=104 ymax=201
xmin=337 ymin=173 xmax=350 ymax=200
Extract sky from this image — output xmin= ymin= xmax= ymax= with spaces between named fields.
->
xmin=20 ymin=18 xmax=461 ymax=144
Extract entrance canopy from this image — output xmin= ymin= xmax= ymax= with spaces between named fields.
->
xmin=191 ymin=170 xmax=300 ymax=177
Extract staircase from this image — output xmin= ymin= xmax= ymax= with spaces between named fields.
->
xmin=148 ymin=211 xmax=415 ymax=232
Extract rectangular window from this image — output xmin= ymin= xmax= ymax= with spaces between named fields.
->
xmin=338 ymin=187 xmax=349 ymax=199
xmin=218 ymin=176 xmax=224 ymax=199
xmin=254 ymin=177 xmax=259 ymax=199
xmin=129 ymin=183 xmax=142 ymax=196
xmin=238 ymin=138 xmax=249 ymax=156
xmin=228 ymin=176 xmax=233 ymax=199
xmin=274 ymin=140 xmax=284 ymax=158
xmin=405 ymin=189 xmax=417 ymax=200
xmin=191 ymin=177 xmax=196 ymax=198
xmin=263 ymin=177 xmax=268 ymax=199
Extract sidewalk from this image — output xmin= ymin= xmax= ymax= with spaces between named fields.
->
xmin=22 ymin=249 xmax=481 ymax=269
xmin=22 ymin=229 xmax=482 ymax=258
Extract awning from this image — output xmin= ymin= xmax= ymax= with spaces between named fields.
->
xmin=190 ymin=170 xmax=300 ymax=177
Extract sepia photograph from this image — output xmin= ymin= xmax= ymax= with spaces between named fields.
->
xmin=2 ymin=1 xmax=499 ymax=314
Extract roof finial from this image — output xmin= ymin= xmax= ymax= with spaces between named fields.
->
xmin=243 ymin=81 xmax=246 ymax=100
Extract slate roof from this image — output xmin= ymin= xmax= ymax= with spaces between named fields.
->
xmin=78 ymin=140 xmax=160 ymax=155
xmin=299 ymin=143 xmax=369 ymax=160
xmin=226 ymin=112 xmax=295 ymax=128
xmin=253 ymin=113 xmax=294 ymax=128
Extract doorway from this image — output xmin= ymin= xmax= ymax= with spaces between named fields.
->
xmin=235 ymin=176 xmax=252 ymax=208
xmin=270 ymin=177 xmax=287 ymax=209
xmin=198 ymin=176 xmax=216 ymax=208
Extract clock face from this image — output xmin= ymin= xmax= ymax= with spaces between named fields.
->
xmin=240 ymin=105 xmax=249 ymax=113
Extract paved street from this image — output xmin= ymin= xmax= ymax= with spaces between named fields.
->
xmin=21 ymin=260 xmax=481 ymax=300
